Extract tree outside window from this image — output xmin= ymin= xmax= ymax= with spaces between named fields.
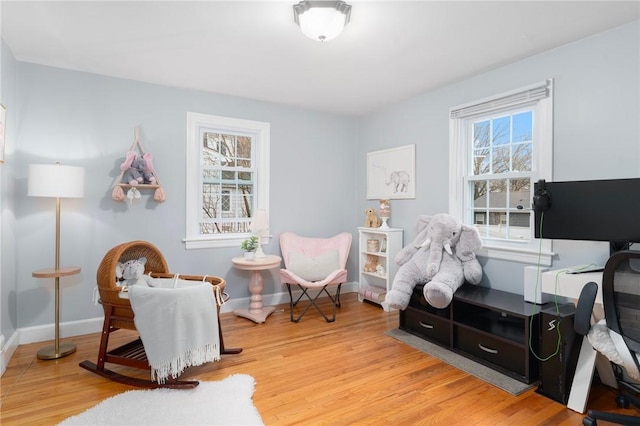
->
xmin=470 ymin=110 xmax=532 ymax=241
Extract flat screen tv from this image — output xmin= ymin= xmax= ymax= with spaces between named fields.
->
xmin=533 ymin=178 xmax=640 ymax=248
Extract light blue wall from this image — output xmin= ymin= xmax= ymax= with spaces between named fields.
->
xmin=1 ymin=39 xmax=19 ymax=343
xmin=4 ymin=20 xmax=639 ymax=330
xmin=13 ymin=64 xmax=358 ymax=328
xmin=357 ymin=21 xmax=640 ymax=293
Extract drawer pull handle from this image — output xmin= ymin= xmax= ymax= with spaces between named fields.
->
xmin=418 ymin=321 xmax=434 ymax=329
xmin=478 ymin=344 xmax=498 ymax=354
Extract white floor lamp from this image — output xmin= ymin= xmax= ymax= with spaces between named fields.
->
xmin=28 ymin=163 xmax=84 ymax=360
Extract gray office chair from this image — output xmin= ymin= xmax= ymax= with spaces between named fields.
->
xmin=574 ymin=250 xmax=640 ymax=426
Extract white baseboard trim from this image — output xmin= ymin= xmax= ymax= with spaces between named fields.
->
xmin=1 ymin=331 xmax=19 ymax=376
xmin=18 ymin=317 xmax=105 ymax=345
xmin=1 ymin=282 xmax=359 ymax=375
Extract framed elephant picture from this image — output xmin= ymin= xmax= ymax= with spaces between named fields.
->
xmin=366 ymin=144 xmax=415 ymax=199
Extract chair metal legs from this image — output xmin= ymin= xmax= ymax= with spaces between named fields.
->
xmin=286 ymin=283 xmax=342 ymax=323
xmin=583 ymin=409 xmax=640 ymax=426
xmin=582 ymin=387 xmax=640 ymax=425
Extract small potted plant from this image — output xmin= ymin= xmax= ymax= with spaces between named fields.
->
xmin=240 ymin=235 xmax=260 ymax=259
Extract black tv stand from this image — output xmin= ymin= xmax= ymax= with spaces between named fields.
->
xmin=399 ymin=283 xmax=550 ymax=384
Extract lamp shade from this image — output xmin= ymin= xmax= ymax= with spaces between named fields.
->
xmin=293 ymin=1 xmax=351 ymax=42
xmin=250 ymin=209 xmax=269 ymax=237
xmin=28 ymin=164 xmax=85 ymax=198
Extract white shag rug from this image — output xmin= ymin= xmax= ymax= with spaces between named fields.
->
xmin=58 ymin=374 xmax=263 ymax=426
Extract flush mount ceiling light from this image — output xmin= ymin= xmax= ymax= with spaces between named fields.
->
xmin=293 ymin=1 xmax=352 ymax=42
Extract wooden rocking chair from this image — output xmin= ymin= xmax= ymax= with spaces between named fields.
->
xmin=79 ymin=240 xmax=241 ymax=389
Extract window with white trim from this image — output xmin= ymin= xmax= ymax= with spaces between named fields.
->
xmin=185 ymin=112 xmax=270 ymax=249
xmin=449 ymin=80 xmax=554 ymax=265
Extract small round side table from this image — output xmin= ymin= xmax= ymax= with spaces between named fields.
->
xmin=32 ymin=266 xmax=81 ymax=360
xmin=231 ymin=255 xmax=281 ymax=324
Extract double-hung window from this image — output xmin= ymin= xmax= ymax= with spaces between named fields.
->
xmin=449 ymin=80 xmax=553 ymax=265
xmin=185 ymin=112 xmax=270 ymax=249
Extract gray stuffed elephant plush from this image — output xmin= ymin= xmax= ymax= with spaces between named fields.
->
xmin=385 ymin=213 xmax=483 ymax=310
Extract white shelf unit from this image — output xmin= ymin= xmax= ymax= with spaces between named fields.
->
xmin=357 ymin=227 xmax=403 ymax=312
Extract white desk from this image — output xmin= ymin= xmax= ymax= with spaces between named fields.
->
xmin=541 ymin=268 xmax=603 ymax=305
xmin=541 ymin=267 xmax=617 ymax=413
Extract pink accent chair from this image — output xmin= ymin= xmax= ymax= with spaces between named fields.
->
xmin=279 ymin=232 xmax=352 ymax=322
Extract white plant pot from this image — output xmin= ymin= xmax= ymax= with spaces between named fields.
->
xmin=243 ymin=251 xmax=255 ymax=259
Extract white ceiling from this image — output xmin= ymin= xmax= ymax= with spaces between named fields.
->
xmin=2 ymin=1 xmax=639 ymax=116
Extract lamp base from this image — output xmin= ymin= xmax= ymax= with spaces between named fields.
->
xmin=254 ymin=245 xmax=266 ymax=259
xmin=37 ymin=342 xmax=76 ymax=360
xmin=379 ymin=217 xmax=390 ymax=229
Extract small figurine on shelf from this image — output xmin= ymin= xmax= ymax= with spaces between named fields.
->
xmin=364 ymin=208 xmax=380 ymax=228
xmin=364 ymin=254 xmax=379 ymax=272
xmin=367 ymin=239 xmax=380 ymax=253
xmin=121 ymin=151 xmax=157 ymax=186
xmin=379 ymin=199 xmax=390 ymax=229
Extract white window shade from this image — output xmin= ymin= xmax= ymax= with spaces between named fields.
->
xmin=450 ymin=81 xmax=550 ymax=119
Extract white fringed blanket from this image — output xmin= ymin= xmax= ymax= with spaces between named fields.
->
xmin=129 ymin=283 xmax=220 ymax=384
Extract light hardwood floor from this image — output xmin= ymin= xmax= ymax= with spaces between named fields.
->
xmin=1 ymin=293 xmax=634 ymax=425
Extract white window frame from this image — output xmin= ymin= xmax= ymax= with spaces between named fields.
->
xmin=185 ymin=112 xmax=270 ymax=249
xmin=449 ymin=80 xmax=554 ymax=266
